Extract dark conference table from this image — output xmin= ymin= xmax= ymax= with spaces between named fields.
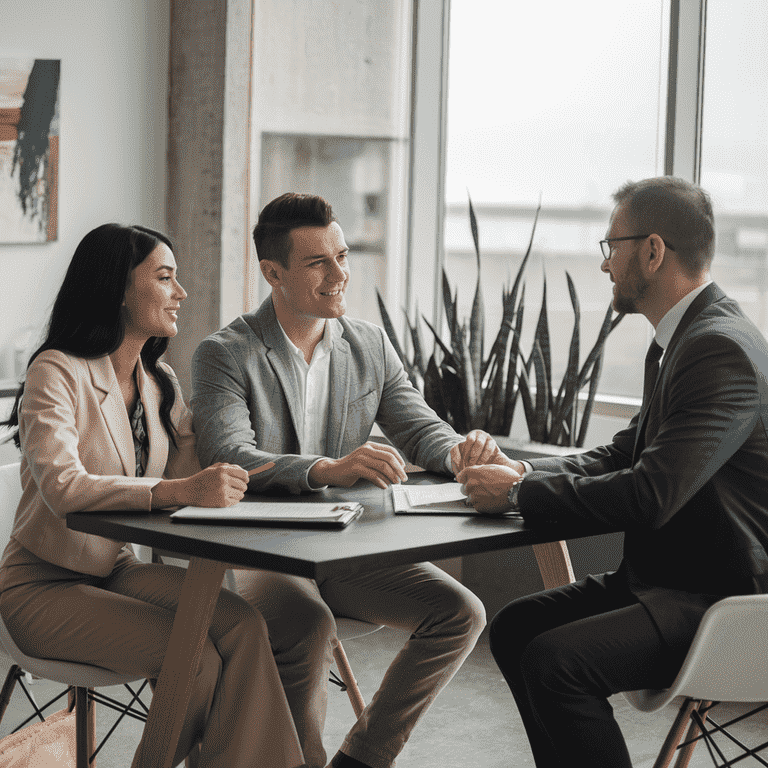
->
xmin=67 ymin=473 xmax=608 ymax=768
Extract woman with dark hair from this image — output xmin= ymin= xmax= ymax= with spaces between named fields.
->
xmin=0 ymin=224 xmax=305 ymax=768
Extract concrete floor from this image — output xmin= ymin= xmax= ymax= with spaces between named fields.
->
xmin=0 ymin=627 xmax=764 ymax=767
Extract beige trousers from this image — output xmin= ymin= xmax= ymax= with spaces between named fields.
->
xmin=0 ymin=542 xmax=305 ymax=768
xmin=234 ymin=562 xmax=486 ymax=768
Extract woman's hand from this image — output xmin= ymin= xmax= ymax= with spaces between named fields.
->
xmin=183 ymin=463 xmax=249 ymax=507
xmin=152 ymin=462 xmax=250 ymax=509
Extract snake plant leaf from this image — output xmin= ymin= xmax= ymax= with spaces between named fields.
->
xmin=481 ymin=273 xmax=521 ymax=381
xmin=454 ymin=323 xmax=479 ymax=429
xmin=469 ymin=280 xmax=484 ymax=400
xmin=423 ymin=353 xmax=449 ymax=421
xmin=403 ymin=305 xmax=426 ymax=378
xmin=478 ymin=356 xmax=501 ymax=430
xmin=503 ymin=284 xmax=526 ymax=412
xmin=422 ymin=315 xmax=459 ymax=371
xmin=440 ymin=363 xmax=469 ymax=434
xmin=517 ymin=364 xmax=537 ymax=442
xmin=533 ymin=275 xmax=552 ymax=406
xmin=531 ymin=339 xmax=550 ymax=442
xmin=575 ymin=307 xmax=625 ymax=392
xmin=507 ymin=200 xmax=541 ymax=312
xmin=468 ymin=194 xmax=485 ymax=394
xmin=549 ymin=272 xmax=581 ymax=444
xmin=376 ymin=290 xmax=407 ymax=365
xmin=442 ymin=270 xmax=457 ymax=337
xmin=576 ymin=348 xmax=605 ymax=447
xmin=468 ymin=192 xmax=481 ymax=267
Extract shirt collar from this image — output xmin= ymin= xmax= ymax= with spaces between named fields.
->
xmin=278 ymin=318 xmax=336 ymax=363
xmin=654 ymin=280 xmax=713 ymax=350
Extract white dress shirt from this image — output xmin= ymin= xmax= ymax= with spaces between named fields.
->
xmin=277 ymin=319 xmax=336 ymax=456
xmin=653 ymin=280 xmax=712 ymax=355
xmin=278 ymin=317 xmax=456 ymax=481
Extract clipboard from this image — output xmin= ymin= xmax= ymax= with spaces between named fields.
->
xmin=170 ymin=500 xmax=363 ymax=528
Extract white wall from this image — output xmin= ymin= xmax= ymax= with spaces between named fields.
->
xmin=0 ymin=0 xmax=170 ymax=382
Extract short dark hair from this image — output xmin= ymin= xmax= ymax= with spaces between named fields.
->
xmin=612 ymin=176 xmax=715 ymax=274
xmin=1 ymin=223 xmax=179 ymax=449
xmin=252 ymin=193 xmax=336 ymax=269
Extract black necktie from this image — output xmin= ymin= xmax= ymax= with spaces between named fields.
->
xmin=642 ymin=340 xmax=663 ymax=407
xmin=636 ymin=340 xmax=663 ymax=449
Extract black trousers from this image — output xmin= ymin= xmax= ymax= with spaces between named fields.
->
xmin=489 ymin=572 xmax=692 ymax=767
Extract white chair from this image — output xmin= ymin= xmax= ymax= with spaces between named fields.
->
xmin=624 ymin=594 xmax=768 ymax=767
xmin=0 ymin=462 xmax=151 ymax=768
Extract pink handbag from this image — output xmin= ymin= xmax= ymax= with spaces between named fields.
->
xmin=0 ymin=708 xmax=76 ymax=767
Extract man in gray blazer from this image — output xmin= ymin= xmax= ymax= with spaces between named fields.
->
xmin=191 ymin=193 xmax=493 ymax=768
xmin=458 ymin=176 xmax=768 ymax=767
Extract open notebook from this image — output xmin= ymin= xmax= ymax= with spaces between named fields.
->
xmin=392 ymin=482 xmax=475 ymax=515
xmin=170 ymin=500 xmax=364 ymax=528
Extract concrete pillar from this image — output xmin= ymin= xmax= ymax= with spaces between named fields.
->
xmin=165 ymin=0 xmax=227 ymax=395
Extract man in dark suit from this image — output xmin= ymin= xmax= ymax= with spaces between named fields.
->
xmin=457 ymin=176 xmax=768 ymax=767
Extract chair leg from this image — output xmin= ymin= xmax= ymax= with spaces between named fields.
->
xmin=0 ymin=664 xmax=21 ymax=725
xmin=653 ymin=698 xmax=698 ymax=768
xmin=332 ymin=639 xmax=366 ymax=719
xmin=673 ymin=700 xmax=711 ymax=768
xmin=71 ymin=687 xmax=96 ymax=768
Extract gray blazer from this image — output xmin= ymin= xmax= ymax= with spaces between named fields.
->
xmin=191 ymin=297 xmax=462 ymax=494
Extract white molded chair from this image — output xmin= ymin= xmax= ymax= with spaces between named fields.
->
xmin=624 ymin=594 xmax=768 ymax=767
xmin=0 ymin=462 xmax=151 ymax=768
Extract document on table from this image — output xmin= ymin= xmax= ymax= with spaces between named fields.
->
xmin=171 ymin=500 xmax=363 ymax=528
xmin=392 ymin=482 xmax=474 ymax=515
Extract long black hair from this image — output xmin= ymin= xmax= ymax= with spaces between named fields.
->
xmin=2 ymin=223 xmax=179 ymax=450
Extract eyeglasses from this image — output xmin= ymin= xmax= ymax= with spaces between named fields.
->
xmin=599 ymin=235 xmax=676 ymax=260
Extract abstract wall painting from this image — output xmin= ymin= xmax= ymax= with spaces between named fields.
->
xmin=0 ymin=58 xmax=60 ymax=243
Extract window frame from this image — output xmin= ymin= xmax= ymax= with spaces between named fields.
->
xmin=409 ymin=0 xmax=708 ymax=416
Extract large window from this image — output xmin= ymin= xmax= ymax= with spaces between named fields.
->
xmin=250 ymin=0 xmax=413 ymax=328
xmin=443 ymin=0 xmax=670 ymax=400
xmin=242 ymin=0 xmax=765 ymax=429
xmin=701 ymin=0 xmax=768 ymax=337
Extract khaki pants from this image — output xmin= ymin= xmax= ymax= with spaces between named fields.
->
xmin=234 ymin=562 xmax=486 ymax=768
xmin=0 ymin=542 xmax=305 ymax=768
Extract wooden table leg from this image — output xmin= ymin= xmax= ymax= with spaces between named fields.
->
xmin=131 ymin=556 xmax=226 ymax=768
xmin=532 ymin=540 xmax=575 ymax=589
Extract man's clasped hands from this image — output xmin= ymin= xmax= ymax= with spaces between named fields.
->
xmin=307 ymin=428 xmax=526 ymax=516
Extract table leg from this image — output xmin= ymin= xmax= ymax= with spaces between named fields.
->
xmin=532 ymin=540 xmax=575 ymax=589
xmin=131 ymin=556 xmax=226 ymax=768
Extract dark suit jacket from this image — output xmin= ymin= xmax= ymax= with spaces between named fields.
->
xmin=519 ymin=283 xmax=768 ymax=644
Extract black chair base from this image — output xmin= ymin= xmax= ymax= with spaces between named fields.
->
xmin=0 ymin=663 xmax=149 ymax=767
xmin=655 ymin=697 xmax=768 ymax=768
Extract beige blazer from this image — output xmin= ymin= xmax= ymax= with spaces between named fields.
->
xmin=4 ymin=349 xmax=199 ymax=577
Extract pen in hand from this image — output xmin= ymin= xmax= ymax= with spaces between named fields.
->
xmin=248 ymin=462 xmax=276 ymax=477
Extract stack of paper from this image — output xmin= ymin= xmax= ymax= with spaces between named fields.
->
xmin=392 ymin=483 xmax=473 ymax=515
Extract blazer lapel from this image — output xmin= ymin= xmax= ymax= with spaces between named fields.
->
xmin=255 ymin=298 xmax=305 ymax=450
xmin=135 ymin=360 xmax=168 ymax=478
xmin=326 ymin=322 xmax=350 ymax=457
xmin=88 ymin=356 xmax=135 ymax=476
xmin=633 ymin=283 xmax=725 ymax=460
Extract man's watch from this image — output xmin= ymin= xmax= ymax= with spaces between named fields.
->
xmin=507 ymin=479 xmax=523 ymax=512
